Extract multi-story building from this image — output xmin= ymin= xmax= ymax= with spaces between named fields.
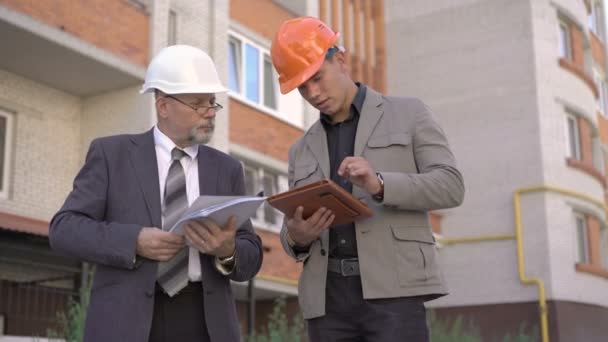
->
xmin=0 ymin=0 xmax=385 ymax=339
xmin=386 ymin=0 xmax=608 ymax=341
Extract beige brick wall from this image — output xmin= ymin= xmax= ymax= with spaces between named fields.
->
xmin=81 ymin=87 xmax=154 ymax=157
xmin=0 ymin=70 xmax=80 ymax=221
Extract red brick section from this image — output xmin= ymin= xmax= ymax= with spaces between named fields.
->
xmin=229 ymin=99 xmax=304 ymax=162
xmin=597 ymin=112 xmax=608 ymax=142
xmin=0 ymin=0 xmax=149 ymax=66
xmin=587 ymin=216 xmax=602 ymax=265
xmin=230 ymin=0 xmax=294 ymax=41
xmin=590 ymin=32 xmax=606 ymax=73
xmin=566 ymin=117 xmax=606 ymax=187
xmin=570 ymin=24 xmax=585 ymax=68
xmin=0 ymin=211 xmax=48 ymax=236
xmin=579 ymin=116 xmax=593 ymax=165
xmin=256 ymin=229 xmax=301 ymax=283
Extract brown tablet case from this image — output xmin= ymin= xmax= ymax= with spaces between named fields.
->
xmin=267 ymin=179 xmax=374 ymax=225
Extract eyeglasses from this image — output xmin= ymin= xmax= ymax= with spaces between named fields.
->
xmin=164 ymin=95 xmax=223 ymax=115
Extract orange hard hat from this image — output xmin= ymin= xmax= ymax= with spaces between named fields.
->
xmin=271 ymin=17 xmax=339 ymax=94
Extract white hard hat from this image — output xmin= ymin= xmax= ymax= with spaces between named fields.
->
xmin=140 ymin=45 xmax=227 ymax=94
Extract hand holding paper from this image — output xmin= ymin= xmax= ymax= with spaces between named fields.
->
xmin=185 ymin=216 xmax=237 ymax=258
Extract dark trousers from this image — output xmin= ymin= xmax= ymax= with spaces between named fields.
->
xmin=307 ymin=273 xmax=429 ymax=342
xmin=148 ymin=282 xmax=210 ymax=342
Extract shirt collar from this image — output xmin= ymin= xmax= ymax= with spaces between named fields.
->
xmin=320 ymin=83 xmax=367 ymax=125
xmin=153 ymin=126 xmax=199 ymax=159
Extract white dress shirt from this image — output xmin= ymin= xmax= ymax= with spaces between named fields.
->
xmin=153 ymin=126 xmax=202 ymax=281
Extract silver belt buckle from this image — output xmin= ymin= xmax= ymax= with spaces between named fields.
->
xmin=340 ymin=258 xmax=359 ymax=276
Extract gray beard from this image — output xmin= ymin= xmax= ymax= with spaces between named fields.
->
xmin=188 ymin=125 xmax=214 ymax=145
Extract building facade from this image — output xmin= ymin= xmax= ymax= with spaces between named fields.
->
xmin=386 ymin=0 xmax=608 ymax=341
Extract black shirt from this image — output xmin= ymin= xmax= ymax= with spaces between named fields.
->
xmin=320 ymin=83 xmax=367 ymax=258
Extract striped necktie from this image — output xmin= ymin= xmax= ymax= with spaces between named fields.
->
xmin=157 ymin=148 xmax=190 ymax=296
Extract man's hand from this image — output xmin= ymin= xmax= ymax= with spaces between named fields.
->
xmin=185 ymin=216 xmax=237 ymax=258
xmin=136 ymin=227 xmax=185 ymax=261
xmin=286 ymin=206 xmax=335 ymax=247
xmin=338 ymin=156 xmax=381 ymax=195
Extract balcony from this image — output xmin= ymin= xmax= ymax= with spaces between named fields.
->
xmin=0 ymin=1 xmax=148 ymax=96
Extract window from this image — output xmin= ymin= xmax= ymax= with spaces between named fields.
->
xmin=601 ymin=227 xmax=608 ymax=269
xmin=558 ymin=21 xmax=571 ymax=59
xmin=263 ymin=55 xmax=277 ymax=109
xmin=0 ymin=109 xmax=13 ymax=198
xmin=566 ymin=114 xmax=581 ymax=160
xmin=228 ymin=37 xmax=241 ymax=93
xmin=228 ymin=34 xmax=277 ymax=110
xmin=240 ymin=161 xmax=287 ymax=230
xmin=594 ymin=71 xmax=608 ymax=114
xmin=589 ymin=1 xmax=605 ymax=41
xmin=168 ymin=10 xmax=177 ymax=45
xmin=227 ymin=31 xmax=305 ymax=127
xmin=575 ymin=213 xmax=589 ymax=264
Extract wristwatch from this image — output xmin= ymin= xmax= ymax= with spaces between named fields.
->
xmin=372 ymin=172 xmax=384 ymax=202
xmin=218 ymin=250 xmax=236 ymax=265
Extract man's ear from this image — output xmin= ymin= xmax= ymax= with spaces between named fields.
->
xmin=334 ymin=51 xmax=348 ymax=73
xmin=156 ymin=96 xmax=169 ymax=119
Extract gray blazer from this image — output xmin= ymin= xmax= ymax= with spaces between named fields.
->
xmin=280 ymin=87 xmax=465 ymax=319
xmin=49 ymin=129 xmax=263 ymax=342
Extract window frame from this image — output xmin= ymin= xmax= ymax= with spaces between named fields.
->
xmin=566 ymin=114 xmax=581 ymax=160
xmin=601 ymin=226 xmax=608 ymax=269
xmin=168 ymin=9 xmax=178 ymax=45
xmin=0 ymin=109 xmax=13 ymax=199
xmin=227 ymin=31 xmax=280 ymax=113
xmin=238 ymin=158 xmax=287 ymax=232
xmin=594 ymin=70 xmax=608 ymax=115
xmin=574 ymin=212 xmax=590 ymax=264
xmin=558 ymin=20 xmax=572 ymax=59
xmin=589 ymin=0 xmax=605 ymax=41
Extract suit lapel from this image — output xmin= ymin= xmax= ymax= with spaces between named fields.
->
xmin=129 ymin=129 xmax=162 ymax=228
xmin=354 ymin=88 xmax=384 ymax=156
xmin=305 ymin=122 xmax=330 ymax=178
xmin=198 ymin=145 xmax=219 ymax=195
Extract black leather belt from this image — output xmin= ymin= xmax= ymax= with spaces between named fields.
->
xmin=327 ymin=257 xmax=360 ymax=276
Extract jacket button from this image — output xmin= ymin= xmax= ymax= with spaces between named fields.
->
xmin=320 ymin=249 xmax=326 ymax=256
xmin=145 ymin=290 xmax=154 ymax=298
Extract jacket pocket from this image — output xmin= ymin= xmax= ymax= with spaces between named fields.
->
xmin=293 ymin=163 xmax=319 ymax=187
xmin=367 ymin=132 xmax=412 ymax=148
xmin=391 ymin=226 xmax=441 ymax=287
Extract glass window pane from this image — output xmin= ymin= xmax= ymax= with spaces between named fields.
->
xmin=576 ymin=216 xmax=588 ymax=263
xmin=559 ymin=24 xmax=569 ymax=58
xmin=567 ymin=116 xmax=580 ymax=160
xmin=601 ymin=228 xmax=608 ymax=269
xmin=243 ymin=166 xmax=257 ymax=196
xmin=245 ymin=43 xmax=260 ymax=103
xmin=168 ymin=10 xmax=177 ymax=45
xmin=263 ymin=56 xmax=277 ymax=109
xmin=228 ymin=38 xmax=241 ymax=93
xmin=263 ymin=173 xmax=278 ymax=224
xmin=0 ymin=116 xmax=5 ymax=191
